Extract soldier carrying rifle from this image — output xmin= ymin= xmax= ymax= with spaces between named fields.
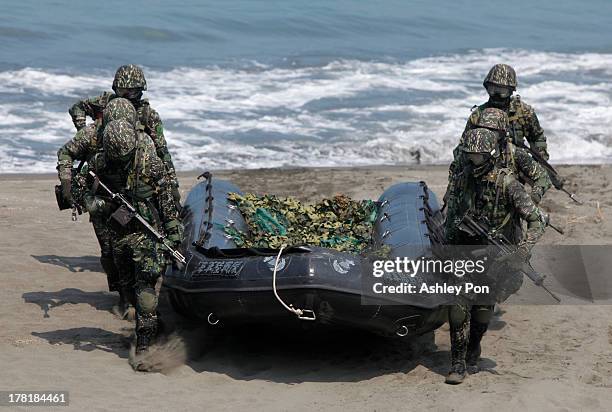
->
xmin=443 ymin=128 xmax=549 ymax=384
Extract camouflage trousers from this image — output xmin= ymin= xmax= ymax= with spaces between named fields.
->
xmin=112 ymin=231 xmax=167 ymax=342
xmin=447 ymin=304 xmax=494 ymax=368
xmin=91 ymin=217 xmax=120 ymax=292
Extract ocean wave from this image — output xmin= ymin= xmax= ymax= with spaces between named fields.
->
xmin=1 ymin=49 xmax=611 ymax=173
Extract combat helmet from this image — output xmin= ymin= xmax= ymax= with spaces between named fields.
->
xmin=112 ymin=64 xmax=147 ymax=92
xmin=462 ymin=128 xmax=500 ymax=157
xmin=474 ymin=107 xmax=509 ymax=132
xmin=103 ymin=119 xmax=137 ymax=161
xmin=483 ymin=64 xmax=517 ymax=90
xmin=102 ymin=98 xmax=138 ymax=127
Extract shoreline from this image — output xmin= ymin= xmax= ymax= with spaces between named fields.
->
xmin=0 ymin=163 xmax=608 ymax=179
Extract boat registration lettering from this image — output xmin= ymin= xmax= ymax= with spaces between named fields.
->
xmin=192 ymin=260 xmax=244 ymax=278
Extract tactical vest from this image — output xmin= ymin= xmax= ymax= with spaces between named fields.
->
xmin=470 ymin=96 xmax=529 ymax=147
xmin=507 ymin=96 xmax=530 ymax=146
xmin=126 ymin=130 xmax=157 ymax=202
xmin=471 ymin=167 xmax=522 ymax=242
xmin=135 ymin=101 xmax=152 ymax=131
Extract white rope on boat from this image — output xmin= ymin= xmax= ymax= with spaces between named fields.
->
xmin=272 ymin=245 xmax=316 ymax=321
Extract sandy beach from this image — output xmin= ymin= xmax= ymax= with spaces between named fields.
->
xmin=1 ymin=165 xmax=611 ymax=411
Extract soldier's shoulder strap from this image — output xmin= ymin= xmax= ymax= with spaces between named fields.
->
xmin=504 ymin=141 xmax=517 ymax=170
xmin=508 ymin=95 xmax=532 ymax=124
xmin=138 ymin=99 xmax=153 ymax=124
xmin=494 ymin=167 xmax=516 ymax=192
xmin=468 ymin=103 xmax=486 ymax=124
xmin=491 ymin=167 xmax=517 ymax=229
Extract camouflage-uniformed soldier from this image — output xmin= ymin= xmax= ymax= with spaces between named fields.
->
xmin=465 ymin=64 xmax=549 ymax=160
xmin=447 ymin=107 xmax=552 ymax=205
xmin=89 ymin=119 xmax=182 ymax=363
xmin=56 ymin=98 xmax=140 ymax=303
xmin=68 ymin=64 xmax=180 ymax=203
xmin=443 ymin=128 xmax=547 ymax=384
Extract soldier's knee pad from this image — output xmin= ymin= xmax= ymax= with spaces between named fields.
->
xmin=448 ymin=305 xmax=469 ymax=327
xmin=136 ymin=288 xmax=158 ymax=314
xmin=472 ymin=305 xmax=493 ymax=324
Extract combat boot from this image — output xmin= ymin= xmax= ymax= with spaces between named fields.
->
xmin=445 ymin=361 xmax=466 ymax=384
xmin=466 ymin=321 xmax=489 ymax=374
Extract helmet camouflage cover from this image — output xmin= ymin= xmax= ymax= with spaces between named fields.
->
xmin=103 ymin=119 xmax=137 ymax=160
xmin=483 ymin=64 xmax=517 ymax=89
xmin=112 ymin=64 xmax=147 ymax=91
xmin=462 ymin=128 xmax=500 ymax=157
xmin=102 ymin=98 xmax=138 ymax=127
xmin=474 ymin=107 xmax=509 ymax=132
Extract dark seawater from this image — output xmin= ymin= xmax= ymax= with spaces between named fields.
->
xmin=1 ymin=0 xmax=611 ymax=172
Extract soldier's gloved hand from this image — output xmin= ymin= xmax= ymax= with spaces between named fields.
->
xmin=84 ymin=195 xmax=109 ymax=216
xmin=74 ymin=117 xmax=86 ymax=131
xmin=60 ymin=177 xmax=73 ymax=204
xmin=164 ymin=219 xmax=184 ymax=249
xmin=495 ymin=245 xmax=531 ymax=271
xmin=531 ymin=187 xmax=543 ymax=204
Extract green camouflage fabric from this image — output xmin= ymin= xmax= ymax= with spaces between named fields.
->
xmin=93 ymin=218 xmax=120 ymax=291
xmin=68 ymin=92 xmax=179 ymax=196
xmin=444 ymin=164 xmax=547 ymax=248
xmin=461 ymin=128 xmax=499 ymax=155
xmin=465 ymin=96 xmax=548 ymax=160
xmin=103 ymin=119 xmax=137 ymax=160
xmin=446 ymin=113 xmax=552 ymax=205
xmin=483 ymin=64 xmax=517 ymax=89
xmin=112 ymin=64 xmax=147 ymax=91
xmin=57 ymin=122 xmax=100 ymax=184
xmin=447 ymin=303 xmax=471 ymax=377
xmin=225 ymin=193 xmax=377 ymax=253
xmin=472 ymin=107 xmax=509 ymax=132
xmin=56 ymin=122 xmax=120 ymax=291
xmin=91 ymin=131 xmax=181 ymax=355
xmin=90 ymin=132 xmax=180 ymax=257
xmin=443 ymin=152 xmax=547 ymax=379
xmin=69 ymin=91 xmax=113 ymax=130
xmin=102 ymin=97 xmax=138 ymax=127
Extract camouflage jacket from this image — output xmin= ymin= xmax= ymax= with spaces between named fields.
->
xmin=57 ymin=122 xmax=100 ymax=183
xmin=68 ymin=92 xmax=177 ymax=178
xmin=444 ymin=165 xmax=546 ymax=248
xmin=92 ymin=134 xmax=179 ymax=232
xmin=465 ymin=96 xmax=549 ymax=160
xmin=448 ymin=137 xmax=552 ymax=201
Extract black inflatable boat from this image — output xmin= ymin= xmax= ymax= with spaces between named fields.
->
xmin=164 ymin=174 xmax=450 ymax=337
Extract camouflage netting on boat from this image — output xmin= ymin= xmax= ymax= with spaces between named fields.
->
xmin=224 ymin=193 xmax=378 ymax=253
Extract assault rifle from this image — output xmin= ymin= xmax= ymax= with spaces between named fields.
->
xmin=88 ymin=170 xmax=187 ymax=264
xmin=511 ymin=130 xmax=582 ymax=204
xmin=458 ymin=213 xmax=561 ymax=302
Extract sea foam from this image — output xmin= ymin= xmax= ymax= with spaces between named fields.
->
xmin=0 ymin=49 xmax=611 ymax=173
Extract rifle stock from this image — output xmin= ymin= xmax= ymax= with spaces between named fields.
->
xmin=88 ymin=170 xmax=186 ymax=264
